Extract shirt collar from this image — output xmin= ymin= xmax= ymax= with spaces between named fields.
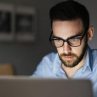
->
xmin=82 ymin=46 xmax=93 ymax=72
xmin=52 ymin=53 xmax=62 ymax=74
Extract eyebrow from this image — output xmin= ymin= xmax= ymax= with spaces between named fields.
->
xmin=53 ymin=32 xmax=83 ymax=39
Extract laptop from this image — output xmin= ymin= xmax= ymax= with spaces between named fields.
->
xmin=0 ymin=76 xmax=94 ymax=97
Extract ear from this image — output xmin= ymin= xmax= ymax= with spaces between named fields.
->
xmin=87 ymin=26 xmax=94 ymax=41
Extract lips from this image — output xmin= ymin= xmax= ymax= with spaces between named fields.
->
xmin=63 ymin=56 xmax=74 ymax=60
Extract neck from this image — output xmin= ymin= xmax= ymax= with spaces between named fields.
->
xmin=62 ymin=52 xmax=87 ymax=78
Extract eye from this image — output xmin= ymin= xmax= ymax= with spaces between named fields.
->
xmin=70 ymin=38 xmax=80 ymax=42
xmin=55 ymin=39 xmax=62 ymax=42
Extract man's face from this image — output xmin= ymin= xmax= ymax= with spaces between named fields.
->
xmin=52 ymin=19 xmax=87 ymax=67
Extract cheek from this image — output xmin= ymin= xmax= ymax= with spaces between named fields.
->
xmin=73 ymin=39 xmax=87 ymax=56
xmin=73 ymin=48 xmax=82 ymax=56
xmin=56 ymin=48 xmax=63 ymax=55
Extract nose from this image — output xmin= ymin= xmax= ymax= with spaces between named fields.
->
xmin=63 ymin=42 xmax=71 ymax=54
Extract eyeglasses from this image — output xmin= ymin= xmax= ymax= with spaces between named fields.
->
xmin=49 ymin=31 xmax=86 ymax=48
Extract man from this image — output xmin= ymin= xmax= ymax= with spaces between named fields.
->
xmin=32 ymin=0 xmax=97 ymax=97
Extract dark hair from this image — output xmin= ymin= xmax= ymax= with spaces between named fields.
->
xmin=49 ymin=0 xmax=89 ymax=31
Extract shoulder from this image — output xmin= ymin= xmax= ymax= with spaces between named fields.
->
xmin=92 ymin=49 xmax=97 ymax=54
xmin=40 ymin=52 xmax=58 ymax=71
xmin=32 ymin=52 xmax=58 ymax=77
xmin=91 ymin=49 xmax=97 ymax=59
xmin=42 ymin=52 xmax=57 ymax=63
xmin=91 ymin=49 xmax=97 ymax=67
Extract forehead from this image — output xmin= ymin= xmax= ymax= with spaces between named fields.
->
xmin=52 ymin=19 xmax=84 ymax=39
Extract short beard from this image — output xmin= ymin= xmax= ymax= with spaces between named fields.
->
xmin=59 ymin=43 xmax=87 ymax=68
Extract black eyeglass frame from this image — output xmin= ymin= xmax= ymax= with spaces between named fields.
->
xmin=49 ymin=31 xmax=87 ymax=48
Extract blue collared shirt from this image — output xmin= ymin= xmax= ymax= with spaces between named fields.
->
xmin=32 ymin=46 xmax=97 ymax=97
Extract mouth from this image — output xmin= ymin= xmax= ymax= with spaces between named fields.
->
xmin=63 ymin=56 xmax=74 ymax=60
